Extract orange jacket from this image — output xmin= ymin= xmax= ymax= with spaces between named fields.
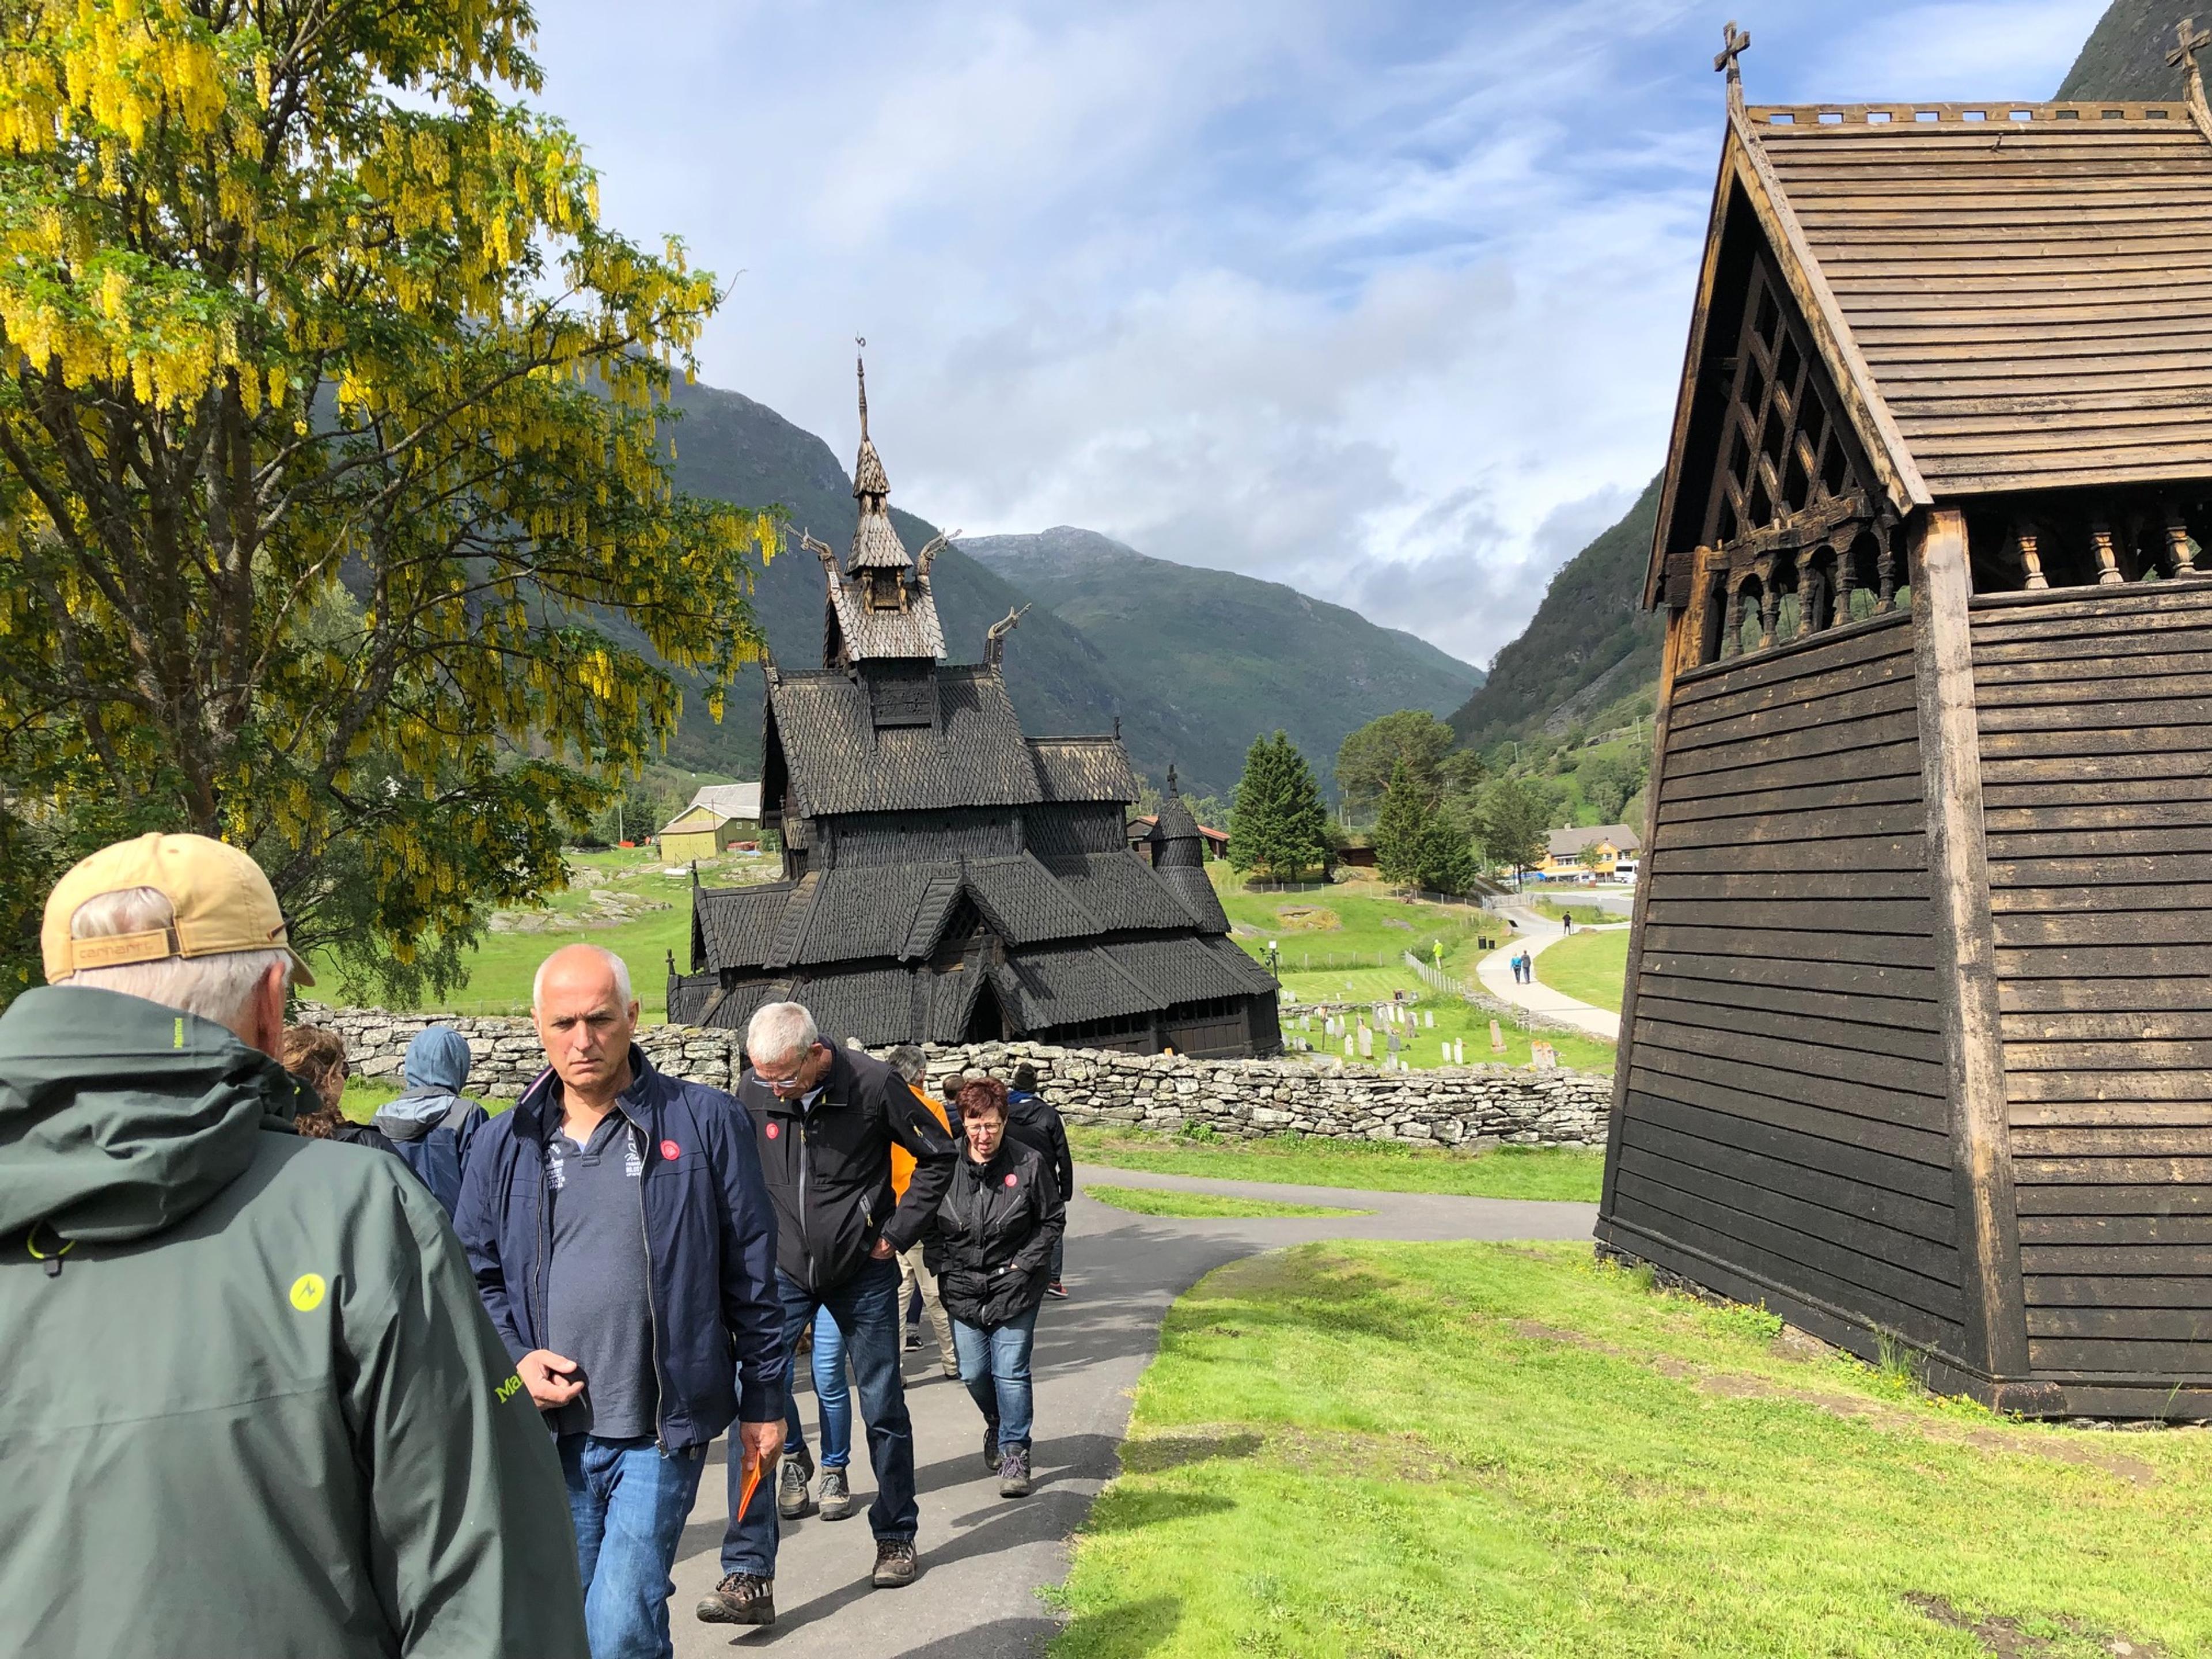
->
xmin=891 ymin=1084 xmax=952 ymax=1202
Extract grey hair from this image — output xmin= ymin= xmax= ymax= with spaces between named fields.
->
xmin=887 ymin=1044 xmax=926 ymax=1084
xmin=746 ymin=1001 xmax=819 ymax=1068
xmin=532 ymin=944 xmax=634 ymax=1012
xmin=62 ymin=887 xmax=290 ymax=1030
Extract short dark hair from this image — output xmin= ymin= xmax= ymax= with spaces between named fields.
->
xmin=1011 ymin=1063 xmax=1038 ymax=1092
xmin=955 ymin=1075 xmax=1009 ymax=1120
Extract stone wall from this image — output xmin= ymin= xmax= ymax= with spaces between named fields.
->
xmin=301 ymin=1009 xmax=1608 ymax=1149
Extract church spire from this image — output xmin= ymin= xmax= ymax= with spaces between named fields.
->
xmin=852 ymin=339 xmax=891 ymax=504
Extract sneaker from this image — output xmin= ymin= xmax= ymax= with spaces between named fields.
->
xmin=695 ymin=1571 xmax=775 ymax=1626
xmin=1044 ymin=1281 xmax=1069 ymax=1300
xmin=871 ymin=1537 xmax=919 ymax=1589
xmin=778 ymin=1452 xmax=815 ymax=1520
xmin=997 ymin=1446 xmax=1032 ymax=1498
xmin=817 ymin=1465 xmax=853 ymax=1521
xmin=982 ymin=1419 xmax=1001 ymax=1471
xmin=941 ymin=1361 xmax=960 ymax=1381
xmin=904 ymin=1324 xmax=921 ymax=1350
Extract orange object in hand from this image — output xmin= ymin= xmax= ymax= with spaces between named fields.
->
xmin=734 ymin=1453 xmax=764 ymax=1524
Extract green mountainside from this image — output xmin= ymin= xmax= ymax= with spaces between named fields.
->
xmin=960 ymin=527 xmax=1482 ymax=797
xmin=2056 ymin=1 xmax=2199 ymax=98
xmin=1446 ymin=475 xmax=1665 ymax=752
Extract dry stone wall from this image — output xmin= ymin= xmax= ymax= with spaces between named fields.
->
xmin=300 ymin=1009 xmax=1607 ymax=1149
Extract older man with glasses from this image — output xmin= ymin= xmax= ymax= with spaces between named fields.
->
xmin=696 ymin=1002 xmax=959 ymax=1628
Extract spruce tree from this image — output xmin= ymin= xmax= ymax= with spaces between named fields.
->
xmin=1373 ymin=757 xmax=1430 ymax=890
xmin=1228 ymin=731 xmax=1328 ymax=881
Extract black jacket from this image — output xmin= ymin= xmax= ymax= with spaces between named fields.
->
xmin=1005 ymin=1089 xmax=1074 ymax=1202
xmin=737 ymin=1043 xmax=959 ymax=1294
xmin=926 ymin=1138 xmax=1066 ymax=1330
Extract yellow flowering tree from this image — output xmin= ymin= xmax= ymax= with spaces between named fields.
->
xmin=0 ymin=0 xmax=774 ymax=1001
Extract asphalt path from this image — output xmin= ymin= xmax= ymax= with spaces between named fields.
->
xmin=671 ymin=1164 xmax=1597 ymax=1657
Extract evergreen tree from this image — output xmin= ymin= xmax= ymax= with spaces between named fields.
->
xmin=1373 ymin=758 xmax=1430 ymax=889
xmin=1478 ymin=776 xmax=1556 ymax=881
xmin=1228 ymin=732 xmax=1328 ymax=881
xmin=1415 ymin=816 xmax=1479 ymax=896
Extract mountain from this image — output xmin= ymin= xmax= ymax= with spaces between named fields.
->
xmin=2056 ymin=2 xmax=2199 ymax=99
xmin=960 ymin=527 xmax=1483 ymax=797
xmin=651 ymin=380 xmax=1203 ymax=786
xmin=1446 ymin=475 xmax=1665 ymax=752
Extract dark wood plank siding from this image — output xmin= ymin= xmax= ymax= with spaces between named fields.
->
xmin=1603 ymin=613 xmax=1965 ymax=1355
xmin=1973 ymin=585 xmax=2212 ymax=1380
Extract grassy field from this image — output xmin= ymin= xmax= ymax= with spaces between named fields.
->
xmin=1050 ymin=1241 xmax=2212 ymax=1658
xmin=1527 ymin=896 xmax=1620 ymax=928
xmin=1211 ymin=868 xmax=1615 ymax=1074
xmin=1066 ymin=1125 xmax=1604 ymax=1203
xmin=308 ymin=844 xmax=779 ymax=1025
xmin=1085 ymin=1184 xmax=1372 ymax=1219
xmin=1532 ymin=929 xmax=1630 ymax=1014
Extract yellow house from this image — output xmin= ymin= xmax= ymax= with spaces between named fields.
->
xmin=1536 ymin=823 xmax=1641 ymax=879
xmin=657 ymin=782 xmax=762 ymax=864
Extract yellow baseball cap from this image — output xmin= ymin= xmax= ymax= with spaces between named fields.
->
xmin=41 ymin=833 xmax=315 ymax=986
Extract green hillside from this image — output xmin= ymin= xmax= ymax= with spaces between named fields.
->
xmin=2056 ymin=1 xmax=2200 ymax=98
xmin=1446 ymin=475 xmax=1665 ymax=752
xmin=961 ymin=526 xmax=1482 ymax=796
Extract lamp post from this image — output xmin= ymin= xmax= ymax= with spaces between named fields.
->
xmin=1266 ymin=939 xmax=1280 ymax=979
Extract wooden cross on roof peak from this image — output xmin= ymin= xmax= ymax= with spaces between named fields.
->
xmin=2172 ymin=16 xmax=2212 ymax=141
xmin=1715 ymin=20 xmax=1751 ymax=109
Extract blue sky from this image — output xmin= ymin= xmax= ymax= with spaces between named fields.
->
xmin=525 ymin=0 xmax=2108 ymax=669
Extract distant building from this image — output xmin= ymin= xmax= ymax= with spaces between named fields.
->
xmin=1127 ymin=805 xmax=1230 ymax=862
xmin=1537 ymin=824 xmax=1642 ymax=878
xmin=657 ymin=783 xmax=763 ymax=863
xmin=668 ymin=357 xmax=1281 ymax=1058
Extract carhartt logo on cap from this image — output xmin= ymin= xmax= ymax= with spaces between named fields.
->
xmin=40 ymin=832 xmax=315 ymax=988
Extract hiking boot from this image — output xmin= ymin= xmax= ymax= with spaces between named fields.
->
xmin=872 ymin=1537 xmax=918 ymax=1588
xmin=778 ymin=1451 xmax=815 ymax=1520
xmin=817 ymin=1465 xmax=853 ymax=1521
xmin=1044 ymin=1281 xmax=1069 ymax=1300
xmin=982 ymin=1419 xmax=1001 ymax=1471
xmin=696 ymin=1572 xmax=774 ymax=1626
xmin=998 ymin=1446 xmax=1032 ymax=1498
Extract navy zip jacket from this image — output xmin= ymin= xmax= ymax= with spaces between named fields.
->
xmin=454 ymin=1046 xmax=783 ymax=1445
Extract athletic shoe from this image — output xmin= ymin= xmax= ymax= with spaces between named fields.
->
xmin=817 ymin=1466 xmax=854 ymax=1521
xmin=778 ymin=1450 xmax=815 ymax=1520
xmin=941 ymin=1361 xmax=960 ymax=1380
xmin=695 ymin=1572 xmax=774 ymax=1626
xmin=872 ymin=1537 xmax=919 ymax=1588
xmin=982 ymin=1418 xmax=1001 ymax=1471
xmin=998 ymin=1446 xmax=1032 ymax=1498
xmin=904 ymin=1324 xmax=921 ymax=1350
xmin=1044 ymin=1282 xmax=1070 ymax=1300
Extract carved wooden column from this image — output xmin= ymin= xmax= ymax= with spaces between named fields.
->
xmin=1719 ymin=583 xmax=1745 ymax=657
xmin=2168 ymin=507 xmax=2199 ymax=577
xmin=1835 ymin=540 xmax=1859 ymax=623
xmin=1757 ymin=571 xmax=1779 ymax=650
xmin=2091 ymin=520 xmax=2123 ymax=585
xmin=1910 ymin=505 xmax=2034 ymax=1403
xmin=1876 ymin=542 xmax=1898 ymax=612
xmin=2012 ymin=527 xmax=2047 ymax=591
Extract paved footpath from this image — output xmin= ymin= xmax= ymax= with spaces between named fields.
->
xmin=1476 ymin=907 xmax=1626 ymax=1041
xmin=672 ymin=1166 xmax=1597 ymax=1657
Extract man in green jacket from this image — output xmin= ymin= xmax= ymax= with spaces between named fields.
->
xmin=0 ymin=834 xmax=589 ymax=1659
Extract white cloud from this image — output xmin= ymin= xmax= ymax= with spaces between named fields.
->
xmin=522 ymin=0 xmax=2100 ymax=667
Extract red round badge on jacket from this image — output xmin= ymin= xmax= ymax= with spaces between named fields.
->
xmin=660 ymin=1140 xmax=681 ymax=1161
xmin=1004 ymin=1173 xmax=1018 ymax=1188
xmin=765 ymin=1122 xmax=779 ymax=1140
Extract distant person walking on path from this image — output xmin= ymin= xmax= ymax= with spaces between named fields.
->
xmin=1004 ymin=1062 xmax=1074 ymax=1298
xmin=1 ymin=833 xmax=588 ymax=1659
xmin=700 ymin=1003 xmax=959 ymax=1628
xmin=282 ymin=1023 xmax=408 ymax=1162
xmin=456 ymin=944 xmax=783 ymax=1659
xmin=887 ymin=1045 xmax=959 ymax=1375
xmin=931 ymin=1074 xmax=1066 ymax=1498
xmin=373 ymin=1025 xmax=490 ymax=1216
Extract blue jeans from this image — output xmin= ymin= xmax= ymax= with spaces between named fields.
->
xmin=559 ymin=1434 xmax=707 ymax=1659
xmin=721 ymin=1257 xmax=915 ymax=1577
xmin=953 ymin=1304 xmax=1039 ymax=1453
xmin=1050 ymin=1232 xmax=1065 ymax=1284
xmin=782 ymin=1303 xmax=853 ymax=1469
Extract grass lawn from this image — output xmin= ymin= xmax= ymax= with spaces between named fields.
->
xmin=1084 ymin=1184 xmax=1372 ymax=1219
xmin=1528 ymin=896 xmax=1619 ymax=928
xmin=1066 ymin=1126 xmax=1604 ymax=1203
xmin=1532 ymin=929 xmax=1630 ymax=1014
xmin=1050 ymin=1241 xmax=2212 ymax=1658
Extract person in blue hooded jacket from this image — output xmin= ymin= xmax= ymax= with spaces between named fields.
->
xmin=373 ymin=1025 xmax=490 ymax=1215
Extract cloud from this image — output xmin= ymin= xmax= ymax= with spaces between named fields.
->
xmin=521 ymin=0 xmax=2100 ymax=669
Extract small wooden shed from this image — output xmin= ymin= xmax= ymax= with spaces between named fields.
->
xmin=1599 ymin=40 xmax=2212 ymax=1416
xmin=658 ymin=782 xmax=762 ymax=864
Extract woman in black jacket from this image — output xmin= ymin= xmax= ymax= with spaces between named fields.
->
xmin=929 ymin=1075 xmax=1066 ymax=1498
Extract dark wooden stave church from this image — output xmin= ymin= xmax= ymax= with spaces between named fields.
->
xmin=667 ymin=361 xmax=1281 ymax=1058
xmin=1598 ymin=32 xmax=2212 ymax=1416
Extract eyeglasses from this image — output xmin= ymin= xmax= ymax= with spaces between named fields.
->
xmin=754 ymin=1050 xmax=819 ymax=1096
